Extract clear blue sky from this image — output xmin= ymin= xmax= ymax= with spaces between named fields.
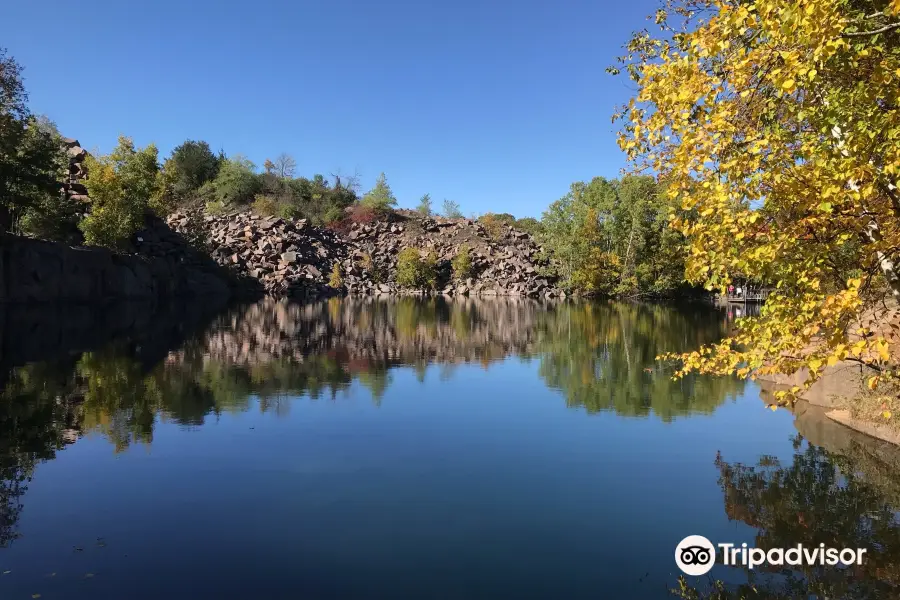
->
xmin=2 ymin=0 xmax=655 ymax=218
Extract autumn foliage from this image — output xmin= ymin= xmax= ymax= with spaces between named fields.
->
xmin=613 ymin=0 xmax=900 ymax=400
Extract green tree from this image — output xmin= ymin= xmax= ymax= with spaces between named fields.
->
xmin=206 ymin=155 xmax=260 ymax=207
xmin=396 ymin=248 xmax=437 ymax=290
xmin=442 ymin=199 xmax=463 ymax=219
xmin=451 ymin=244 xmax=474 ymax=281
xmin=514 ymin=217 xmax=543 ymax=236
xmin=0 ymin=50 xmax=68 ymax=234
xmin=541 ymin=178 xmax=616 ymax=288
xmin=163 ymin=140 xmax=221 ymax=199
xmin=16 ymin=117 xmax=75 ymax=241
xmin=540 ymin=176 xmax=684 ymax=297
xmin=416 ymin=193 xmax=432 ymax=216
xmin=361 ymin=172 xmax=397 ymax=212
xmin=80 ymin=136 xmax=161 ymax=249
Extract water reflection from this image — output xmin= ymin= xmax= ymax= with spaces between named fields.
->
xmin=0 ymin=298 xmax=743 ymax=546
xmin=0 ymin=363 xmax=81 ymax=547
xmin=3 ymin=298 xmax=900 ymax=600
xmin=676 ymin=430 xmax=900 ymax=599
xmin=8 ymin=298 xmax=746 ymax=448
xmin=535 ymin=303 xmax=744 ymax=420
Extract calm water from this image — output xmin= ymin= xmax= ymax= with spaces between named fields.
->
xmin=1 ymin=298 xmax=898 ymax=599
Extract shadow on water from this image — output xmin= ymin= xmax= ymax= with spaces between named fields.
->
xmin=0 ymin=297 xmax=230 ymax=548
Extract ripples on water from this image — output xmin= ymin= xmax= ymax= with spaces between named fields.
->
xmin=0 ymin=298 xmax=898 ymax=599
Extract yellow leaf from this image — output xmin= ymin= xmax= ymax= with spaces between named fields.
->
xmin=868 ymin=376 xmax=879 ymax=390
xmin=884 ymin=411 xmax=893 ymax=420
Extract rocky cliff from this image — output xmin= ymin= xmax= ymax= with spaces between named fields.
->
xmin=0 ymin=215 xmax=233 ymax=304
xmin=165 ymin=209 xmax=564 ymax=300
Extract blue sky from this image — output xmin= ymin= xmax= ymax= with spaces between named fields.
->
xmin=2 ymin=0 xmax=656 ymax=218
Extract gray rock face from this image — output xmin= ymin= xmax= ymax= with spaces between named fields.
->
xmin=165 ymin=209 xmax=563 ymax=298
xmin=0 ymin=229 xmax=229 ymax=304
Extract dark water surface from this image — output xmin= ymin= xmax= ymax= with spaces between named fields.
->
xmin=1 ymin=298 xmax=898 ymax=599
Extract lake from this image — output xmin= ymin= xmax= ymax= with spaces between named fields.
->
xmin=1 ymin=298 xmax=898 ymax=599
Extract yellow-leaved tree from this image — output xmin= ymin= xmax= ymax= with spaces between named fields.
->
xmin=82 ymin=136 xmax=163 ymax=249
xmin=612 ymin=0 xmax=900 ymax=401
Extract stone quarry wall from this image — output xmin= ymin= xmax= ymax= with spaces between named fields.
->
xmin=166 ymin=209 xmax=564 ymax=300
xmin=0 ymin=226 xmax=230 ymax=304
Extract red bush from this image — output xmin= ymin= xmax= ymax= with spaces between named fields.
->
xmin=327 ymin=204 xmax=379 ymax=234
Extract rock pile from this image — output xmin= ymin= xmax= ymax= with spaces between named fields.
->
xmin=60 ymin=137 xmax=89 ymax=203
xmin=192 ymin=296 xmax=547 ymax=369
xmin=166 ymin=211 xmax=346 ymax=299
xmin=165 ymin=209 xmax=563 ymax=299
xmin=340 ymin=215 xmax=562 ymax=298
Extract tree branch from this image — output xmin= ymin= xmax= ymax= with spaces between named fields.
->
xmin=843 ymin=21 xmax=900 ymax=37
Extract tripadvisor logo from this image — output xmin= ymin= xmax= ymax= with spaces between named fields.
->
xmin=675 ymin=535 xmax=868 ymax=576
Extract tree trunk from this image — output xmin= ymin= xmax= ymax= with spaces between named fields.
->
xmin=865 ymin=220 xmax=900 ymax=299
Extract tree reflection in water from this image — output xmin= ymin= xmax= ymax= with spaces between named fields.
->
xmin=535 ymin=302 xmax=745 ymax=420
xmin=0 ymin=297 xmax=742 ymax=546
xmin=676 ymin=435 xmax=900 ymax=600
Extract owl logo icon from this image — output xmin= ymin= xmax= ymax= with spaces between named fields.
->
xmin=675 ymin=535 xmax=716 ymax=576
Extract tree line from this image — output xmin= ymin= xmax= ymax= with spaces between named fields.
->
xmin=1 ymin=46 xmax=689 ymax=298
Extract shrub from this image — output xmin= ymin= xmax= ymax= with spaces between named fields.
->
xmin=451 ymin=244 xmax=474 ymax=281
xmin=478 ymin=213 xmax=506 ymax=241
xmin=396 ymin=248 xmax=437 ymax=290
xmin=278 ymin=200 xmax=303 ymax=220
xmin=514 ymin=217 xmax=543 ymax=236
xmin=20 ymin=192 xmax=83 ymax=244
xmin=421 ymin=251 xmax=438 ymax=289
xmin=349 ymin=204 xmax=377 ymax=225
xmin=323 ymin=205 xmax=345 ymax=225
xmin=251 ymin=194 xmax=278 ymax=216
xmin=328 ymin=204 xmax=378 ymax=234
xmin=209 ymin=156 xmax=260 ymax=206
xmin=396 ymin=248 xmax=421 ymax=288
xmin=205 ymin=200 xmax=227 ymax=215
xmin=329 ymin=263 xmax=343 ymax=288
xmin=359 ymin=252 xmax=385 ymax=283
